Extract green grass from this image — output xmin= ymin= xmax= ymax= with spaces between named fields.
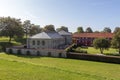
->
xmin=77 ymin=47 xmax=118 ymax=54
xmin=0 ymin=53 xmax=120 ymax=80
xmin=0 ymin=37 xmax=21 ymax=46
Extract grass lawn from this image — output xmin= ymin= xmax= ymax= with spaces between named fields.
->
xmin=0 ymin=37 xmax=21 ymax=46
xmin=78 ymin=47 xmax=118 ymax=54
xmin=0 ymin=53 xmax=119 ymax=80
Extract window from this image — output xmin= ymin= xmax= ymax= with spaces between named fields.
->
xmin=26 ymin=51 xmax=31 ymax=55
xmin=37 ymin=40 xmax=40 ymax=45
xmin=36 ymin=51 xmax=41 ymax=56
xmin=48 ymin=52 xmax=51 ymax=57
xmin=32 ymin=40 xmax=35 ymax=45
xmin=59 ymin=53 xmax=62 ymax=58
xmin=42 ymin=40 xmax=45 ymax=46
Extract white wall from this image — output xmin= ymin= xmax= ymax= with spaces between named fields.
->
xmin=6 ymin=48 xmax=67 ymax=58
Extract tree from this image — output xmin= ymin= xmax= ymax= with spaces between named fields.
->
xmin=93 ymin=38 xmax=110 ymax=54
xmin=43 ymin=24 xmax=55 ymax=32
xmin=56 ymin=26 xmax=68 ymax=32
xmin=103 ymin=27 xmax=111 ymax=33
xmin=29 ymin=24 xmax=42 ymax=36
xmin=113 ymin=27 xmax=120 ymax=33
xmin=77 ymin=27 xmax=84 ymax=33
xmin=23 ymin=20 xmax=32 ymax=38
xmin=94 ymin=31 xmax=100 ymax=33
xmin=0 ymin=17 xmax=24 ymax=42
xmin=85 ymin=27 xmax=93 ymax=33
xmin=111 ymin=30 xmax=120 ymax=54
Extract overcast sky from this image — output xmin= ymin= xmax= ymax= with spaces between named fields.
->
xmin=0 ymin=0 xmax=120 ymax=32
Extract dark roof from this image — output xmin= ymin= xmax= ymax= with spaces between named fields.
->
xmin=58 ymin=30 xmax=72 ymax=36
xmin=73 ymin=33 xmax=114 ymax=38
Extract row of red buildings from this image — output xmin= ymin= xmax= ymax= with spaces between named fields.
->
xmin=72 ymin=33 xmax=114 ymax=46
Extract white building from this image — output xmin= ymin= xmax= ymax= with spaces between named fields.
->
xmin=58 ymin=30 xmax=72 ymax=45
xmin=6 ymin=30 xmax=72 ymax=57
xmin=27 ymin=31 xmax=65 ymax=49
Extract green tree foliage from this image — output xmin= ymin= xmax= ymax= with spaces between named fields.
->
xmin=0 ymin=17 xmax=24 ymax=42
xmin=103 ymin=27 xmax=111 ymax=33
xmin=85 ymin=27 xmax=93 ymax=33
xmin=111 ymin=30 xmax=120 ymax=54
xmin=94 ymin=31 xmax=100 ymax=33
xmin=29 ymin=24 xmax=41 ymax=36
xmin=23 ymin=20 xmax=32 ymax=38
xmin=56 ymin=26 xmax=68 ymax=32
xmin=77 ymin=27 xmax=84 ymax=33
xmin=113 ymin=27 xmax=120 ymax=33
xmin=43 ymin=24 xmax=55 ymax=32
xmin=93 ymin=38 xmax=110 ymax=54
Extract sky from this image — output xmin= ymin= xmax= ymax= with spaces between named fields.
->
xmin=0 ymin=0 xmax=120 ymax=32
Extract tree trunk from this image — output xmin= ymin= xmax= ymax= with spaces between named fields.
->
xmin=100 ymin=48 xmax=103 ymax=54
xmin=9 ymin=36 xmax=12 ymax=43
xmin=118 ymin=48 xmax=120 ymax=54
xmin=26 ymin=32 xmax=27 ymax=39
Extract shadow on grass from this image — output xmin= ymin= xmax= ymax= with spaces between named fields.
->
xmin=5 ymin=52 xmax=42 ymax=59
xmin=5 ymin=52 xmax=67 ymax=59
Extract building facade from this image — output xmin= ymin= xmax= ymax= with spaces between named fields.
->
xmin=27 ymin=31 xmax=65 ymax=49
xmin=6 ymin=30 xmax=72 ymax=58
xmin=58 ymin=30 xmax=72 ymax=45
xmin=73 ymin=33 xmax=114 ymax=46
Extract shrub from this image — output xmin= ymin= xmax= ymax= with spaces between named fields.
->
xmin=65 ymin=43 xmax=76 ymax=52
xmin=0 ymin=42 xmax=13 ymax=51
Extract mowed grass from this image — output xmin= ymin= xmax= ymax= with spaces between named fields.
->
xmin=0 ymin=37 xmax=21 ymax=45
xmin=80 ymin=47 xmax=118 ymax=54
xmin=0 ymin=53 xmax=120 ymax=80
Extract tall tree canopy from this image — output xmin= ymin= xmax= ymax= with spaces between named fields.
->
xmin=77 ymin=27 xmax=84 ymax=33
xmin=103 ymin=27 xmax=111 ymax=33
xmin=93 ymin=38 xmax=110 ymax=54
xmin=113 ymin=27 xmax=120 ymax=33
xmin=23 ymin=20 xmax=32 ymax=38
xmin=85 ymin=27 xmax=93 ymax=33
xmin=56 ymin=26 xmax=68 ymax=32
xmin=111 ymin=30 xmax=120 ymax=54
xmin=0 ymin=17 xmax=24 ymax=42
xmin=29 ymin=24 xmax=42 ymax=36
xmin=43 ymin=24 xmax=55 ymax=32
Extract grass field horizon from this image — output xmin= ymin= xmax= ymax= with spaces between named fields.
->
xmin=0 ymin=53 xmax=119 ymax=80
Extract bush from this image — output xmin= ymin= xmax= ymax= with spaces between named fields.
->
xmin=14 ymin=36 xmax=26 ymax=44
xmin=0 ymin=42 xmax=13 ymax=52
xmin=65 ymin=43 xmax=76 ymax=52
xmin=67 ymin=53 xmax=120 ymax=64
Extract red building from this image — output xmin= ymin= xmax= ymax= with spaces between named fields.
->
xmin=73 ymin=33 xmax=114 ymax=46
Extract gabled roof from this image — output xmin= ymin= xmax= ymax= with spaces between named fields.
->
xmin=29 ymin=32 xmax=63 ymax=39
xmin=73 ymin=33 xmax=114 ymax=38
xmin=58 ymin=30 xmax=72 ymax=36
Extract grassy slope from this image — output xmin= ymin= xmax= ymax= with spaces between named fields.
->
xmin=0 ymin=53 xmax=120 ymax=80
xmin=80 ymin=47 xmax=117 ymax=54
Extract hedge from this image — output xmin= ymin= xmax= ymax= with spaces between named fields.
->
xmin=67 ymin=53 xmax=120 ymax=64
